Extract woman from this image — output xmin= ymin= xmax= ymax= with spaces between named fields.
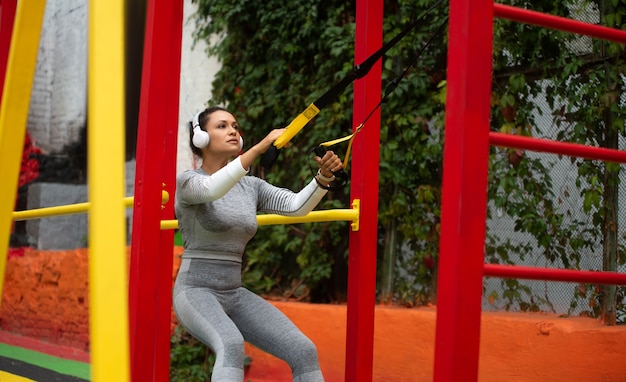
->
xmin=173 ymin=106 xmax=342 ymax=381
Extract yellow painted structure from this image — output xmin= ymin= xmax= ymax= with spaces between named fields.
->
xmin=0 ymin=0 xmax=46 ymax=305
xmin=87 ymin=1 xmax=130 ymax=381
xmin=160 ymin=200 xmax=361 ymax=232
xmin=0 ymin=371 xmax=34 ymax=382
xmin=11 ymin=192 xmax=169 ymax=222
xmin=1 ymin=2 xmax=357 ymax=382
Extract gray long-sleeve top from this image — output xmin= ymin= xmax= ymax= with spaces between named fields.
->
xmin=175 ymin=157 xmax=328 ymax=263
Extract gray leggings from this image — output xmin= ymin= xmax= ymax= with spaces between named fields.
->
xmin=173 ymin=258 xmax=324 ymax=382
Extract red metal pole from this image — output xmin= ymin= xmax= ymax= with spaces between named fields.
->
xmin=153 ymin=2 xmax=182 ymax=380
xmin=484 ymin=264 xmax=626 ymax=285
xmin=494 ymin=3 xmax=626 ymax=43
xmin=490 ymin=132 xmax=626 ymax=163
xmin=0 ymin=0 xmax=17 ymax=102
xmin=433 ymin=0 xmax=493 ymax=380
xmin=128 ymin=1 xmax=182 ymax=381
xmin=345 ymin=0 xmax=382 ymax=380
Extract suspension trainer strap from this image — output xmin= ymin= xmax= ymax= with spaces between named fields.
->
xmin=308 ymin=14 xmax=449 ymax=186
xmin=260 ymin=0 xmax=446 ymax=170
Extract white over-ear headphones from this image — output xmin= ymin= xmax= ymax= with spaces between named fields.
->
xmin=192 ymin=110 xmax=244 ymax=151
xmin=192 ymin=111 xmax=210 ymax=148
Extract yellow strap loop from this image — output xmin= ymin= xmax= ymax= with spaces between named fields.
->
xmin=319 ymin=123 xmax=364 ymax=170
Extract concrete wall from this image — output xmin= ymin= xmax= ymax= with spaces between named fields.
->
xmin=28 ymin=0 xmax=216 ymax=162
xmin=22 ymin=0 xmax=219 ymax=249
xmin=28 ymin=0 xmax=87 ymax=154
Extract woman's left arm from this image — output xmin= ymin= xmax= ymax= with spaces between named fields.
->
xmin=258 ymin=150 xmax=343 ymax=216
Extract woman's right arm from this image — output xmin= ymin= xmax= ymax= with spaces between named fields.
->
xmin=238 ymin=128 xmax=285 ymax=171
xmin=176 ymin=157 xmax=248 ymax=205
xmin=177 ymin=128 xmax=287 ymax=205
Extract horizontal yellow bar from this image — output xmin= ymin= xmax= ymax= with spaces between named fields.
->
xmin=161 ymin=208 xmax=360 ymax=231
xmin=11 ymin=191 xmax=169 ymax=221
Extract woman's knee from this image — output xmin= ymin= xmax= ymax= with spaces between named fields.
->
xmin=219 ymin=331 xmax=246 ymax=364
xmin=291 ymin=336 xmax=320 ymax=364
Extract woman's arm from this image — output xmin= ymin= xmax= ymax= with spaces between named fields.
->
xmin=176 ymin=157 xmax=248 ymax=205
xmin=257 ymin=177 xmax=328 ymax=217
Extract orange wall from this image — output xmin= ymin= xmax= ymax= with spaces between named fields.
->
xmin=3 ymin=248 xmax=626 ymax=381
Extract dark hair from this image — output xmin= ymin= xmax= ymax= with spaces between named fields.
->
xmin=188 ymin=106 xmax=230 ymax=157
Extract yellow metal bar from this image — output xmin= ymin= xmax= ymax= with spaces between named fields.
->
xmin=87 ymin=0 xmax=129 ymax=381
xmin=12 ymin=191 xmax=169 ymax=221
xmin=0 ymin=0 xmax=46 ymax=306
xmin=161 ymin=204 xmax=361 ymax=231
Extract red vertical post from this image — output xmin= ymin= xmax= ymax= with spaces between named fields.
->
xmin=153 ymin=2 xmax=183 ymax=380
xmin=0 ymin=0 xmax=17 ymax=236
xmin=0 ymin=0 xmax=17 ymax=101
xmin=433 ymin=0 xmax=493 ymax=380
xmin=345 ymin=0 xmax=383 ymax=380
xmin=128 ymin=1 xmax=182 ymax=381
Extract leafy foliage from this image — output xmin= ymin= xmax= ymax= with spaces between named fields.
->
xmin=170 ymin=326 xmax=252 ymax=381
xmin=487 ymin=0 xmax=626 ymax=322
xmin=170 ymin=326 xmax=214 ymax=382
xmin=191 ymin=0 xmax=448 ymax=304
xmin=189 ymin=0 xmax=626 ymax=321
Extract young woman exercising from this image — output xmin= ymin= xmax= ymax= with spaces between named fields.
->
xmin=173 ymin=106 xmax=342 ymax=381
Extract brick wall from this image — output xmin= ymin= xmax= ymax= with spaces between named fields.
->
xmin=0 ymin=247 xmax=183 ymax=352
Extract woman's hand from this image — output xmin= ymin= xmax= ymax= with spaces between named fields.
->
xmin=314 ymin=150 xmax=343 ymax=185
xmin=258 ymin=128 xmax=286 ymax=153
xmin=239 ymin=128 xmax=286 ymax=170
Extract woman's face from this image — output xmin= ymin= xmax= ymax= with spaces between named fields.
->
xmin=205 ymin=110 xmax=241 ymax=155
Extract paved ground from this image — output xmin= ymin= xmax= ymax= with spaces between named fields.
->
xmin=0 ymin=343 xmax=89 ymax=382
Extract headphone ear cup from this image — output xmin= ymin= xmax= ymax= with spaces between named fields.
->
xmin=192 ymin=126 xmax=210 ymax=148
xmin=239 ymin=136 xmax=244 ymax=151
xmin=192 ymin=111 xmax=210 ymax=149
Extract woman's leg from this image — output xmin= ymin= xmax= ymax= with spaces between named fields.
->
xmin=229 ymin=288 xmax=324 ymax=382
xmin=173 ymin=262 xmax=246 ymax=382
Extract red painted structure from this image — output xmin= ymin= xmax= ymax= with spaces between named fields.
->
xmin=345 ymin=0 xmax=382 ymax=381
xmin=0 ymin=0 xmax=17 ymax=104
xmin=128 ymin=1 xmax=182 ymax=382
xmin=434 ymin=1 xmax=626 ymax=381
xmin=4 ymin=0 xmax=626 ymax=381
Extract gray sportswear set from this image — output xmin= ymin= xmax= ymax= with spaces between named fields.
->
xmin=173 ymin=157 xmax=327 ymax=381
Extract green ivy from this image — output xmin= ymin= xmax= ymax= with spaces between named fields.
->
xmin=190 ymin=0 xmax=626 ymax=322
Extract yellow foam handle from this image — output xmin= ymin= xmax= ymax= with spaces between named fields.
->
xmin=274 ymin=103 xmax=320 ymax=148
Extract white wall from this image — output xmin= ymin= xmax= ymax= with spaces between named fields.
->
xmin=177 ymin=0 xmax=221 ymax=174
xmin=26 ymin=0 xmax=220 ymax=175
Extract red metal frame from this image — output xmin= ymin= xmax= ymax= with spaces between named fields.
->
xmin=0 ymin=0 xmax=17 ymax=103
xmin=433 ymin=0 xmax=494 ymax=380
xmin=125 ymin=1 xmax=626 ymax=381
xmin=345 ymin=0 xmax=383 ymax=381
xmin=494 ymin=3 xmax=626 ymax=43
xmin=128 ymin=1 xmax=182 ymax=381
xmin=485 ymin=264 xmax=626 ymax=285
xmin=490 ymin=132 xmax=626 ymax=163
xmin=434 ymin=1 xmax=626 ymax=380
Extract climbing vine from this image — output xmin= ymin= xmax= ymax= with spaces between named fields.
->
xmin=190 ymin=0 xmax=626 ymax=324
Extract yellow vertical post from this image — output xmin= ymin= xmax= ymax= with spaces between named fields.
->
xmin=87 ymin=1 xmax=129 ymax=381
xmin=0 ymin=0 xmax=46 ymax=301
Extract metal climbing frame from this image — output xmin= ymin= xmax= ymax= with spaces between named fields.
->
xmin=434 ymin=1 xmax=626 ymax=381
xmin=0 ymin=1 xmax=130 ymax=381
xmin=132 ymin=1 xmax=380 ymax=381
